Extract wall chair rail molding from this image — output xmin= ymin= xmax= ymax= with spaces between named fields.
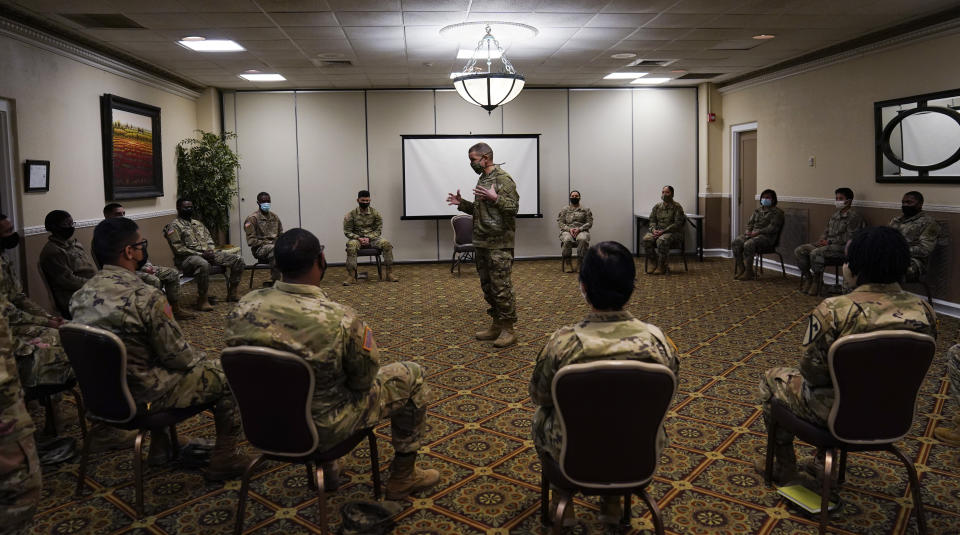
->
xmin=23 ymin=209 xmax=176 ymax=236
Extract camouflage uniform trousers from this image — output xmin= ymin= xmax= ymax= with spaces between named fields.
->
xmin=345 ymin=238 xmax=394 ymax=273
xmin=732 ymin=235 xmax=774 ymax=266
xmin=947 ymin=345 xmax=960 ymax=407
xmin=178 ymin=252 xmax=245 ymax=295
xmin=12 ymin=325 xmax=73 ymax=389
xmin=138 ymin=265 xmax=183 ymax=304
xmin=476 ymin=248 xmax=517 ymax=324
xmin=794 ymin=243 xmax=845 ymax=275
xmin=0 ymin=432 xmax=41 ymax=534
xmin=758 ymin=366 xmax=825 ymax=446
xmin=905 ymin=257 xmax=927 ymax=282
xmin=351 ymin=362 xmax=427 ymax=455
xmin=150 ymin=359 xmax=240 ymax=438
xmin=642 ymin=232 xmax=681 ymax=260
xmin=559 ymin=231 xmax=590 ymax=259
xmin=252 ymin=244 xmax=281 ymax=281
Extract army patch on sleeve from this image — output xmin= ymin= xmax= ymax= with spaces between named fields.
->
xmin=802 ymin=314 xmax=822 ymax=346
xmin=163 ymin=303 xmax=174 ymax=320
xmin=362 ymin=325 xmax=375 ymax=351
xmin=166 ymin=227 xmax=176 ymax=235
xmin=244 ymin=222 xmax=251 ymax=228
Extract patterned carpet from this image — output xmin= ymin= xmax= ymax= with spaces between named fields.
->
xmin=27 ymin=258 xmax=960 ymax=535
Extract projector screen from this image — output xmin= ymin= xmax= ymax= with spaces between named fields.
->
xmin=401 ymin=135 xmax=541 ymax=219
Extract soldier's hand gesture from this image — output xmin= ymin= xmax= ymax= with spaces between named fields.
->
xmin=446 ymin=189 xmax=463 ymax=206
xmin=473 ymin=183 xmax=498 ymax=203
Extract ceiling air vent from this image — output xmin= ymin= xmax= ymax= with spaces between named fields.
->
xmin=59 ymin=13 xmax=144 ymax=29
xmin=313 ymin=59 xmax=354 ymax=68
xmin=677 ymin=73 xmax=723 ymax=80
xmin=625 ymin=58 xmax=677 ymax=67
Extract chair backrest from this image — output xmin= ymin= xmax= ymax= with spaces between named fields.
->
xmin=221 ymin=346 xmax=319 ymax=457
xmin=451 ymin=215 xmax=473 ymax=246
xmin=552 ymin=360 xmax=676 ymax=489
xmin=37 ymin=261 xmax=70 ymax=318
xmin=59 ymin=323 xmax=137 ymax=423
xmin=828 ymin=330 xmax=936 ymax=444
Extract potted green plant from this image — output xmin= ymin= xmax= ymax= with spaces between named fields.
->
xmin=175 ymin=130 xmax=240 ymax=243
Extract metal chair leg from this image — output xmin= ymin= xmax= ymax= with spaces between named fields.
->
xmin=540 ymin=475 xmax=551 ymax=526
xmin=367 ymin=431 xmax=381 ymax=499
xmin=305 ymin=461 xmax=317 ymax=490
xmin=134 ymin=429 xmax=147 ymax=517
xmin=622 ymin=492 xmax=631 ymax=525
xmin=640 ymin=488 xmax=664 ymax=535
xmin=234 ymin=454 xmax=265 ymax=535
xmin=40 ymin=394 xmax=57 ymax=437
xmin=71 ymin=388 xmax=87 ymax=439
xmin=889 ymin=445 xmax=927 ymax=535
xmin=763 ymin=421 xmax=777 ymax=487
xmin=248 ymin=266 xmax=256 ymax=289
xmin=316 ymin=464 xmax=329 ymax=535
xmin=778 ymin=253 xmax=786 ymax=278
xmin=75 ymin=424 xmax=94 ymax=496
xmin=169 ymin=425 xmax=180 ymax=460
xmin=552 ymin=493 xmax=571 ymax=535
xmin=818 ymin=449 xmax=835 ymax=535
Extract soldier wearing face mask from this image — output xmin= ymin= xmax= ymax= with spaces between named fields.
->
xmin=794 ymin=187 xmax=865 ymax=296
xmin=37 ymin=210 xmax=97 ymax=317
xmin=642 ymin=185 xmax=686 ymax=275
xmin=732 ymin=189 xmax=784 ymax=281
xmin=889 ymin=191 xmax=940 ymax=282
xmin=557 ymin=190 xmax=593 ymax=272
xmin=244 ymin=192 xmax=283 ymax=286
xmin=342 ymin=190 xmax=399 ymax=285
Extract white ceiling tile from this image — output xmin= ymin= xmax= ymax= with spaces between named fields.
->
xmin=336 ymin=11 xmax=404 ymax=25
xmin=469 ymin=0 xmax=539 ymax=12
xmin=667 ymin=0 xmax=749 ymax=14
xmin=180 ymin=1 xmax=260 ymax=12
xmin=258 ymin=0 xmax=333 ymax=11
xmin=704 ymin=14 xmax=782 ymax=29
xmin=661 ymin=39 xmax=720 ymax=50
xmin=295 ymin=38 xmax=354 ymax=51
xmin=80 ymin=28 xmax=169 ymax=41
xmin=682 ymin=28 xmax=754 ymax=40
xmin=123 ymin=12 xmax=214 ymax=28
xmin=624 ymin=28 xmax=691 ymax=40
xmin=402 ymin=26 xmax=445 ymax=42
xmin=283 ymin=27 xmax=345 ymax=39
xmin=401 ymin=0 xmax=470 ymax=9
xmin=643 ymin=13 xmax=718 ymax=28
xmin=524 ymin=12 xmax=596 ymax=27
xmin=327 ymin=0 xmax=400 ymax=10
xmin=600 ymin=0 xmax=675 ymax=13
xmin=269 ymin=12 xmax=339 ymax=25
xmin=606 ymin=40 xmax=671 ymax=51
xmin=109 ymin=41 xmax=183 ymax=52
xmin=570 ymin=27 xmax=635 ymax=40
xmin=584 ymin=13 xmax=657 ymax=28
xmin=171 ymin=28 xmax=289 ymax=40
xmin=402 ymin=11 xmax=468 ymax=25
xmin=12 ymin=0 xmax=115 ymax=14
xmin=533 ymin=0 xmax=608 ymax=13
xmin=344 ymin=26 xmax=405 ymax=39
xmin=238 ymin=40 xmax=298 ymax=51
xmin=105 ymin=0 xmax=188 ymax=13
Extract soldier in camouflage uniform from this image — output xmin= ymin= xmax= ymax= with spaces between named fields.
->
xmin=530 ymin=241 xmax=680 ymax=526
xmin=0 ymin=296 xmax=41 ymax=534
xmin=732 ymin=189 xmax=785 ymax=281
xmin=758 ymin=226 xmax=937 ymax=482
xmin=226 ymin=228 xmax=439 ymax=499
xmin=244 ymin=192 xmax=283 ymax=285
xmin=37 ymin=210 xmax=97 ymax=317
xmin=557 ymin=190 xmax=593 ymax=272
xmin=795 ymin=188 xmax=865 ymax=296
xmin=889 ymin=191 xmax=941 ymax=282
xmin=103 ymin=204 xmax=194 ymax=321
xmin=343 ymin=190 xmax=399 ymax=285
xmin=447 ymin=143 xmax=520 ymax=348
xmin=0 ymin=216 xmax=72 ymax=392
xmin=71 ymin=217 xmax=251 ymax=480
xmin=642 ymin=185 xmax=686 ymax=275
xmin=933 ymin=344 xmax=960 ymax=447
xmin=164 ymin=199 xmax=245 ymax=310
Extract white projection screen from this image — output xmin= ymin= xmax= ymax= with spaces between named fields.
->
xmin=402 ymin=135 xmax=540 ymax=218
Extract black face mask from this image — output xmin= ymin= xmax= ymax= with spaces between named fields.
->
xmin=570 ymin=197 xmax=580 ymax=205
xmin=901 ymin=205 xmax=920 ymax=218
xmin=318 ymin=252 xmax=328 ymax=281
xmin=136 ymin=246 xmax=149 ymax=270
xmin=0 ymin=232 xmax=19 ymax=250
xmin=55 ymin=226 xmax=75 ymax=240
xmin=179 ymin=208 xmax=194 ymax=219
xmin=358 ymin=202 xmax=370 ymax=210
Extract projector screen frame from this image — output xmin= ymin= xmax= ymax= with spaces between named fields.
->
xmin=400 ymin=133 xmax=543 ymax=220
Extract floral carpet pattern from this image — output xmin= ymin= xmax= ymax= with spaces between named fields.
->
xmin=28 ymin=258 xmax=960 ymax=534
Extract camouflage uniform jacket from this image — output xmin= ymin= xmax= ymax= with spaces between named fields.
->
xmin=819 ymin=207 xmax=864 ymax=245
xmin=798 ymin=282 xmax=937 ymax=422
xmin=225 ymin=282 xmax=380 ymax=451
xmin=557 ymin=206 xmax=593 ymax=233
xmin=457 ymin=166 xmax=519 ymax=249
xmin=164 ymin=217 xmax=216 ymax=262
xmin=889 ymin=211 xmax=940 ymax=263
xmin=648 ymin=201 xmax=686 ymax=233
xmin=343 ymin=207 xmax=383 ymax=240
xmin=69 ymin=265 xmax=201 ymax=404
xmin=38 ymin=236 xmax=97 ymax=312
xmin=1 ymin=255 xmax=54 ymax=326
xmin=244 ymin=210 xmax=283 ymax=252
xmin=0 ymin=298 xmax=35 ymax=444
xmin=745 ymin=206 xmax=785 ymax=239
xmin=530 ymin=310 xmax=680 ymax=454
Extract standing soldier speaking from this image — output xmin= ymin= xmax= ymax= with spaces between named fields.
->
xmin=446 ymin=142 xmax=520 ymax=348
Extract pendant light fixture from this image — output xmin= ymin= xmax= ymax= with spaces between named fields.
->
xmin=452 ymin=25 xmax=525 ymax=114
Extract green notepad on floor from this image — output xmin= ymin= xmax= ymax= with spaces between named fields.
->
xmin=776 ymin=485 xmax=840 ymax=514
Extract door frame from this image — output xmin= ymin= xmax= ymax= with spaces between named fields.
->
xmin=730 ymin=122 xmax=757 ymax=245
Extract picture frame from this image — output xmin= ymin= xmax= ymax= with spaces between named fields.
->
xmin=23 ymin=159 xmax=50 ymax=192
xmin=100 ymin=94 xmax=163 ymax=199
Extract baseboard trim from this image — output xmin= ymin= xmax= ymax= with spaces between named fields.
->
xmin=704 ymin=248 xmax=732 ymax=258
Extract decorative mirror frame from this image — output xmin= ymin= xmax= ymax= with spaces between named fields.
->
xmin=875 ymin=87 xmax=960 ymax=184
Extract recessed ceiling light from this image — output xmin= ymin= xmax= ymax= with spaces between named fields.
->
xmin=603 ymin=72 xmax=648 ymax=80
xmin=181 ymin=36 xmax=205 ymax=42
xmin=630 ymin=77 xmax=671 ymax=85
xmin=239 ymin=72 xmax=285 ymax=81
xmin=752 ymin=34 xmax=775 ymax=40
xmin=179 ymin=38 xmax=245 ymax=52
xmin=611 ymin=52 xmax=637 ymax=59
xmin=457 ymin=48 xmax=501 ymax=59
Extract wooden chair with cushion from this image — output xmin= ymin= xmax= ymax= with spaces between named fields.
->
xmin=539 ymin=360 xmax=676 ymax=534
xmin=763 ymin=330 xmax=935 ymax=535
xmin=221 ymin=346 xmax=381 ymax=535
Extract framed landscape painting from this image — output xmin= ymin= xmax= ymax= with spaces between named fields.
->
xmin=100 ymin=94 xmax=163 ymax=199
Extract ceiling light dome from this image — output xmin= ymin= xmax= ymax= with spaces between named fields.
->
xmin=452 ymin=26 xmax=525 ymax=114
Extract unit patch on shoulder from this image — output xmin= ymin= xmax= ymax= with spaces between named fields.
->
xmin=163 ymin=303 xmax=174 ymax=320
xmin=244 ymin=222 xmax=251 ymax=228
xmin=802 ymin=314 xmax=822 ymax=346
xmin=362 ymin=325 xmax=375 ymax=351
xmin=166 ymin=227 xmax=176 ymax=235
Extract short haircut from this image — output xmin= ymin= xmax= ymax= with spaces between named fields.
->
xmin=44 ymin=210 xmax=71 ymax=232
xmin=103 ymin=203 xmax=123 ymax=217
xmin=275 ymin=228 xmax=322 ymax=278
xmin=578 ymin=241 xmax=635 ymax=311
xmin=570 ymin=190 xmax=581 ymax=197
xmin=760 ymin=189 xmax=778 ymax=206
xmin=904 ymin=191 xmax=924 ymax=204
xmin=468 ymin=142 xmax=493 ymax=157
xmin=357 ymin=190 xmax=370 ymax=198
xmin=834 ymin=187 xmax=854 ymax=201
xmin=176 ymin=198 xmax=191 ymax=209
xmin=664 ymin=185 xmax=675 ymax=195
xmin=257 ymin=192 xmax=270 ymax=202
xmin=846 ymin=226 xmax=910 ymax=285
xmin=93 ymin=217 xmax=139 ymax=266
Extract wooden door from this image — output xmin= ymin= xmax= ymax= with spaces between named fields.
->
xmin=738 ymin=130 xmax=757 ymax=234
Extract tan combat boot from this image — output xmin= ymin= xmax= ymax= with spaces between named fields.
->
xmin=733 ymin=259 xmax=745 ymax=279
xmin=475 ymin=320 xmax=500 ymax=341
xmin=226 ymin=283 xmax=241 ymax=302
xmin=651 ymin=257 xmax=664 ymax=275
xmin=738 ymin=265 xmax=756 ymax=281
xmin=807 ymin=274 xmax=823 ymax=296
xmin=799 ymin=274 xmax=812 ymax=294
xmin=147 ymin=428 xmax=189 ymax=467
xmin=385 ymin=266 xmax=399 ymax=282
xmin=343 ymin=268 xmax=357 ymax=286
xmin=385 ymin=453 xmax=440 ymax=500
xmin=493 ymin=322 xmax=517 ymax=348
xmin=934 ymin=415 xmax=960 ymax=446
xmin=86 ymin=423 xmax=137 ymax=453
xmin=599 ymin=496 xmax=624 ymax=526
xmin=195 ymin=292 xmax=214 ymax=311
xmin=171 ymin=301 xmax=196 ymax=321
xmin=203 ymin=440 xmax=255 ymax=482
